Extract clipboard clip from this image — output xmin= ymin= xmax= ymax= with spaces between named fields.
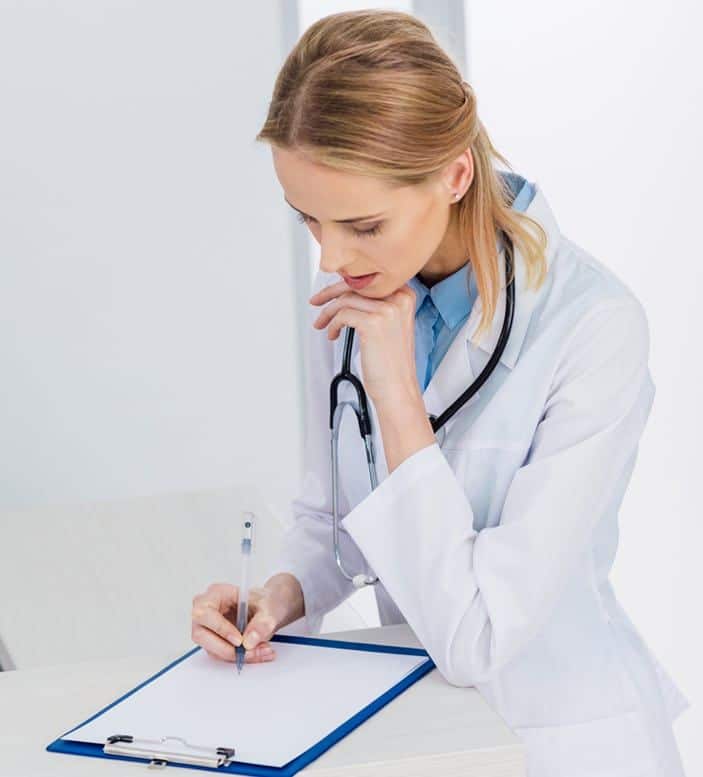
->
xmin=104 ymin=734 xmax=236 ymax=769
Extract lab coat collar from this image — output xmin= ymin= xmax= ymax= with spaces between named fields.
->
xmin=350 ymin=181 xmax=561 ymax=424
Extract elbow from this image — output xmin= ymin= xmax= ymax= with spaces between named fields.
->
xmin=438 ymin=665 xmax=475 ymax=689
xmin=432 ymin=620 xmax=495 ymax=689
xmin=434 ymin=651 xmax=483 ymax=689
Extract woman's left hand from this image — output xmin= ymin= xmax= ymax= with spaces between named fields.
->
xmin=310 ymin=279 xmax=420 ymax=407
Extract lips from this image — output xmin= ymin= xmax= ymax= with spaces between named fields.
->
xmin=341 ymin=271 xmax=378 ymax=290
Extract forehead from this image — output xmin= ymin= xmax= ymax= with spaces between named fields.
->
xmin=271 ymin=145 xmax=409 ymax=218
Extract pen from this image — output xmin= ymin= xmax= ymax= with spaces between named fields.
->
xmin=235 ymin=513 xmax=254 ymax=673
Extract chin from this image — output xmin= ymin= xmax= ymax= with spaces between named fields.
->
xmin=361 ymin=282 xmax=389 ymax=298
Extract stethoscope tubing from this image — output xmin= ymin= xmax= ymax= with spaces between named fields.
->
xmin=329 ymin=233 xmax=516 ymax=587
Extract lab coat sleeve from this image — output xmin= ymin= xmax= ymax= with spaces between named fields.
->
xmin=264 ymin=272 xmax=372 ymax=635
xmin=341 ymin=298 xmax=655 ymax=687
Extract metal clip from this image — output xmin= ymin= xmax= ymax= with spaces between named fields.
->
xmin=104 ymin=734 xmax=236 ymax=769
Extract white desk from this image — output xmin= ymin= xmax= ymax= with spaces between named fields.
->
xmin=0 ymin=623 xmax=526 ymax=776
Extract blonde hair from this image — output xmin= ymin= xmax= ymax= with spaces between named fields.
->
xmin=255 ymin=9 xmax=548 ymax=342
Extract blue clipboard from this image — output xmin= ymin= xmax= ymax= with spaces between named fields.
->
xmin=46 ymin=633 xmax=436 ymax=775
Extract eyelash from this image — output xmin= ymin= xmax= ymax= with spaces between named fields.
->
xmin=294 ymin=211 xmax=383 ymax=238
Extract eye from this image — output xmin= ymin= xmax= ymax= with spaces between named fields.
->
xmin=294 ymin=212 xmax=383 ymax=238
xmin=353 ymin=223 xmax=383 ymax=238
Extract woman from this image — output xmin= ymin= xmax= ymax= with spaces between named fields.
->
xmin=190 ymin=10 xmax=689 ymax=776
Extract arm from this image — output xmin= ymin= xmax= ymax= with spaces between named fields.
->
xmin=341 ymin=298 xmax=655 ymax=686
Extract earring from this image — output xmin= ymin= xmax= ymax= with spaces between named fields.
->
xmin=453 ymin=192 xmax=461 ymax=200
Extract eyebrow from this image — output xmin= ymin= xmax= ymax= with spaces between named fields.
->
xmin=284 ymin=197 xmax=385 ymax=223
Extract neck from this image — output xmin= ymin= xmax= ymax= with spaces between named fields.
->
xmin=417 ymin=211 xmax=470 ymax=287
xmin=417 ymin=257 xmax=469 ymax=288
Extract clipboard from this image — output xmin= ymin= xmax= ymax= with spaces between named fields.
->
xmin=46 ymin=633 xmax=436 ymax=775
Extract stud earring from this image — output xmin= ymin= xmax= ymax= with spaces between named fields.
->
xmin=453 ymin=192 xmax=461 ymax=200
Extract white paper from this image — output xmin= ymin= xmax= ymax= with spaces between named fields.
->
xmin=64 ymin=641 xmax=428 ymax=767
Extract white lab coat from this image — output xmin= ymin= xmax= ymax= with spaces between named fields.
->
xmin=269 ymin=183 xmax=690 ymax=776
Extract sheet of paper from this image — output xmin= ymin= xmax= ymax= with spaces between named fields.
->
xmin=64 ymin=641 xmax=428 ymax=767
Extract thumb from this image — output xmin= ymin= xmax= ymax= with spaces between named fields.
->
xmin=242 ymin=610 xmax=278 ymax=650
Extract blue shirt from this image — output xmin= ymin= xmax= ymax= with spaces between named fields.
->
xmin=408 ymin=172 xmax=536 ymax=391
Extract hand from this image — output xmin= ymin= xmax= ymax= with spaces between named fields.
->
xmin=191 ymin=582 xmax=282 ymax=664
xmin=310 ymin=279 xmax=421 ymax=406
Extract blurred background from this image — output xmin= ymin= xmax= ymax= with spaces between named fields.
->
xmin=0 ymin=1 xmax=699 ymax=772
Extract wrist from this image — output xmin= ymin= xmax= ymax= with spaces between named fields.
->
xmin=372 ymin=382 xmax=425 ymax=419
xmin=374 ymin=392 xmax=436 ymax=473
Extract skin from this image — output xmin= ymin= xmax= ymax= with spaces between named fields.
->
xmin=190 ymin=145 xmax=476 ymax=665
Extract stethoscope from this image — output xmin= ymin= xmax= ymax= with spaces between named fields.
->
xmin=329 ymin=231 xmax=516 ymax=588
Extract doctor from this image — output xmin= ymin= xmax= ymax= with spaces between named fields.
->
xmin=190 ymin=9 xmax=690 ymax=776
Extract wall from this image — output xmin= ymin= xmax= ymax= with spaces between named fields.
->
xmin=0 ymin=1 xmax=304 ymax=511
xmin=469 ymin=1 xmax=701 ymax=771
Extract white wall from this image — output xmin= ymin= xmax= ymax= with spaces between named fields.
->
xmin=0 ymin=1 xmax=304 ymax=511
xmin=469 ymin=1 xmax=701 ymax=772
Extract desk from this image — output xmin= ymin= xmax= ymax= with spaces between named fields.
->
xmin=0 ymin=623 xmax=526 ymax=776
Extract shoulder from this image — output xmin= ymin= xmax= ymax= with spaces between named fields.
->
xmin=539 ymin=235 xmax=650 ymax=359
xmin=531 ymin=237 xmax=652 ymax=411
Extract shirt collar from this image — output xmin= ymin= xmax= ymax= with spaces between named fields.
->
xmin=407 ymin=262 xmax=475 ymax=330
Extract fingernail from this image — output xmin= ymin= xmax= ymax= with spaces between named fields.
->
xmin=243 ymin=630 xmax=259 ymax=650
xmin=228 ymin=633 xmax=241 ymax=646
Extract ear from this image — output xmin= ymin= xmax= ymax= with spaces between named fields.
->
xmin=442 ymin=148 xmax=474 ymax=199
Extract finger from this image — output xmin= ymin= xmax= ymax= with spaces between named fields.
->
xmin=191 ymin=600 xmax=242 ymax=647
xmin=308 ymin=279 xmax=351 ymax=306
xmin=193 ymin=626 xmax=276 ymax=663
xmin=244 ymin=642 xmax=277 ymax=663
xmin=313 ymin=293 xmax=383 ymax=330
xmin=326 ymin=308 xmax=378 ymax=341
xmin=241 ymin=610 xmax=279 ymax=649
xmin=402 ymin=286 xmax=418 ymax=315
xmin=396 ymin=284 xmax=418 ymax=309
xmin=194 ymin=625 xmax=276 ymax=664
xmin=192 ymin=623 xmax=239 ymax=661
xmin=201 ymin=647 xmax=277 ymax=664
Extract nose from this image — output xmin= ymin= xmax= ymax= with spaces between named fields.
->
xmin=319 ymin=254 xmax=346 ymax=274
xmin=318 ymin=232 xmax=349 ymax=275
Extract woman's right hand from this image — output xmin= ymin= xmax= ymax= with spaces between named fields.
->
xmin=191 ymin=582 xmax=282 ymax=664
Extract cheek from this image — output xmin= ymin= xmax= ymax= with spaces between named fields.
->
xmin=365 ymin=237 xmax=414 ymax=283
xmin=378 ymin=216 xmax=443 ymax=274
